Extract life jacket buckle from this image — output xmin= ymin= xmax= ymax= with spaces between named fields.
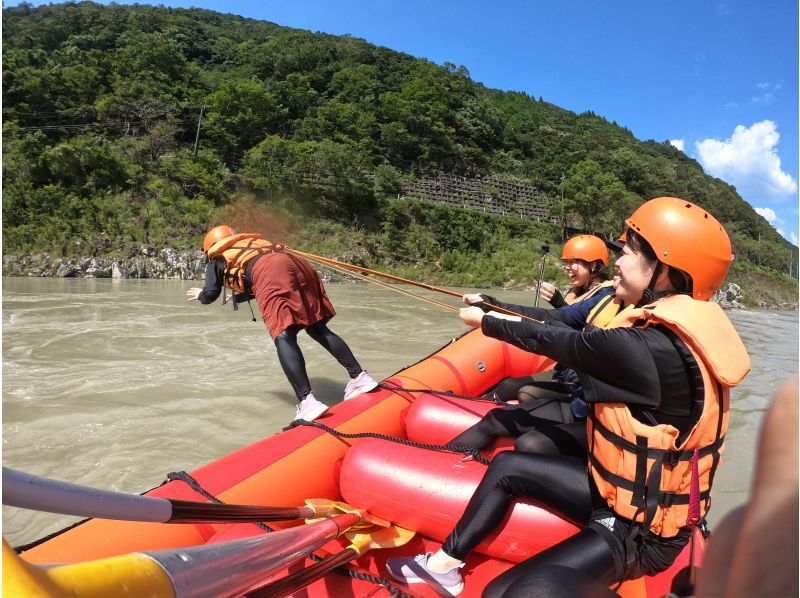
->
xmin=661 ymin=450 xmax=681 ymax=467
xmin=698 ymin=518 xmax=710 ymax=539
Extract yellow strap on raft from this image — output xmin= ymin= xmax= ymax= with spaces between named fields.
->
xmin=3 ymin=539 xmax=175 ymax=597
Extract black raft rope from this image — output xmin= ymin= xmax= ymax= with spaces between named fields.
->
xmin=286 ymin=419 xmax=491 ymax=467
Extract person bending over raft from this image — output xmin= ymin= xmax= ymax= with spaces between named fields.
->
xmin=386 ymin=197 xmax=750 ymax=598
xmin=186 ymin=225 xmax=377 ymax=422
xmin=451 ymin=280 xmax=625 ymax=458
xmin=539 ymin=234 xmax=612 ymax=308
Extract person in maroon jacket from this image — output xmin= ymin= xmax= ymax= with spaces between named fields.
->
xmin=186 ymin=225 xmax=377 ymax=421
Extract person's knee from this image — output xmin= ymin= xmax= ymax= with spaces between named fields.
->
xmin=274 ymin=329 xmax=293 ymax=347
xmin=514 ymin=432 xmax=554 ymax=454
xmin=486 ymin=450 xmax=528 ymax=477
xmin=275 ymin=325 xmax=300 ymax=344
xmin=304 ymin=321 xmax=324 ymax=339
xmin=492 ymin=377 xmax=529 ymax=402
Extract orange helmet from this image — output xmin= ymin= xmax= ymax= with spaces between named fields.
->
xmin=605 ymin=230 xmax=627 ymax=252
xmin=561 ymin=235 xmax=609 ymax=266
xmin=203 ymin=224 xmax=236 ymax=255
xmin=625 ymin=197 xmax=732 ymax=300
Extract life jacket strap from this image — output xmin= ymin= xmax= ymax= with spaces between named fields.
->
xmin=589 ymin=453 xmax=712 ymax=507
xmin=588 ymin=410 xmax=724 ymax=462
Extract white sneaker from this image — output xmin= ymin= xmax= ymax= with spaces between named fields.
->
xmin=294 ymin=394 xmax=328 ymax=421
xmin=386 ymin=553 xmax=464 ymax=596
xmin=343 ymin=371 xmax=379 ymax=400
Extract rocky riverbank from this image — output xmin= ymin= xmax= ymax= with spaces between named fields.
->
xmin=3 ymin=247 xmax=207 ymax=281
xmin=0 ymin=248 xmax=762 ymax=309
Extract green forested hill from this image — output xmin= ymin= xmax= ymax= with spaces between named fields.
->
xmin=2 ymin=1 xmax=797 ymax=294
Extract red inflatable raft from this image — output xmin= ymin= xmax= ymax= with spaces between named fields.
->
xmin=14 ymin=328 xmax=704 ymax=597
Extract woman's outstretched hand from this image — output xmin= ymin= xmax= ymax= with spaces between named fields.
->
xmin=186 ymin=287 xmax=202 ymax=301
xmin=538 ymin=281 xmax=556 ymax=302
xmin=459 ymin=306 xmax=485 ymax=328
xmin=462 ymin=293 xmax=484 ymax=305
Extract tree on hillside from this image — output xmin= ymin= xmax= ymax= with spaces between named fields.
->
xmin=558 ymin=159 xmax=636 ymax=235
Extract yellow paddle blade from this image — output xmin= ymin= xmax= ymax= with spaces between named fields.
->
xmin=345 ymin=525 xmax=415 ymax=556
xmin=303 ymin=498 xmax=390 ymax=529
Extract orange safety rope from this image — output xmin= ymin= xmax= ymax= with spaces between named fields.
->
xmin=288 ymin=248 xmax=542 ymax=323
xmin=298 ymin=252 xmax=460 ymax=314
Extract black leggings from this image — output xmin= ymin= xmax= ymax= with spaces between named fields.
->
xmin=449 ymin=386 xmax=586 ymax=457
xmin=273 ymin=321 xmax=362 ymax=401
xmin=441 ymin=452 xmax=617 ymax=597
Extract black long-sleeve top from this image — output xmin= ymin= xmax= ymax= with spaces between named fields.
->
xmin=481 ymin=314 xmax=698 ymax=435
xmin=547 ymin=288 xmax=568 ymax=308
xmin=198 ymin=260 xmax=254 ymax=305
xmin=478 ymin=289 xmax=615 ymax=330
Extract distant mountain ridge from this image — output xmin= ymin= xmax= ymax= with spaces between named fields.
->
xmin=2 ymin=1 xmax=796 ymax=278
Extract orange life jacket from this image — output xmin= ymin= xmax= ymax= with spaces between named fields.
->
xmin=583 ymin=292 xmax=630 ymax=331
xmin=587 ymin=294 xmax=750 ymax=537
xmin=206 ymin=233 xmax=285 ymax=293
xmin=564 ymin=279 xmax=614 ymax=305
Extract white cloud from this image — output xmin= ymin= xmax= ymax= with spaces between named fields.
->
xmin=755 ymin=207 xmax=778 ymax=223
xmin=696 ymin=121 xmax=798 ymax=199
xmin=748 ymin=93 xmax=775 ymax=105
xmin=792 ymin=232 xmax=798 ymax=246
xmin=669 ymin=139 xmax=685 ymax=152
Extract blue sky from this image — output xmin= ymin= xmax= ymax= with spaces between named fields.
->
xmin=7 ymin=0 xmax=799 ymax=244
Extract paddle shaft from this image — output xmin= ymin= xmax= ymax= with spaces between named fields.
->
xmin=167 ymin=500 xmax=313 ymax=523
xmin=3 ymin=467 xmax=314 ymax=523
xmin=289 ymin=248 xmax=463 ymax=298
xmin=292 ymin=248 xmax=542 ymax=323
xmin=249 ymin=547 xmax=358 ymax=598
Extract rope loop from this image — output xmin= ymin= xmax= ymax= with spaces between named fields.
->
xmin=377 ymin=382 xmax=506 ymax=405
xmin=293 ymin=419 xmax=491 ymax=466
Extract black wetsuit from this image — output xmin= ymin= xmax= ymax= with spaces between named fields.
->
xmin=198 ymin=260 xmax=362 ymax=400
xmin=441 ymin=314 xmax=698 ymax=598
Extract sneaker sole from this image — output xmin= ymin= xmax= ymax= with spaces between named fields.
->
xmin=386 ymin=566 xmax=464 ymax=596
xmin=343 ymin=380 xmax=379 ymax=401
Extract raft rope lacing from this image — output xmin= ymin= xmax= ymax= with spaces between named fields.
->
xmin=166 ymin=471 xmax=411 ymax=598
xmin=287 ymin=420 xmax=491 ymax=467
xmin=377 ymin=381 xmax=506 ymax=406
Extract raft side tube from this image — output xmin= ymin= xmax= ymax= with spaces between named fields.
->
xmin=340 ymin=438 xmax=579 ymax=562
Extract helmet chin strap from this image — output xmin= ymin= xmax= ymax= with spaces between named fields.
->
xmin=636 ymin=262 xmax=662 ymax=308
